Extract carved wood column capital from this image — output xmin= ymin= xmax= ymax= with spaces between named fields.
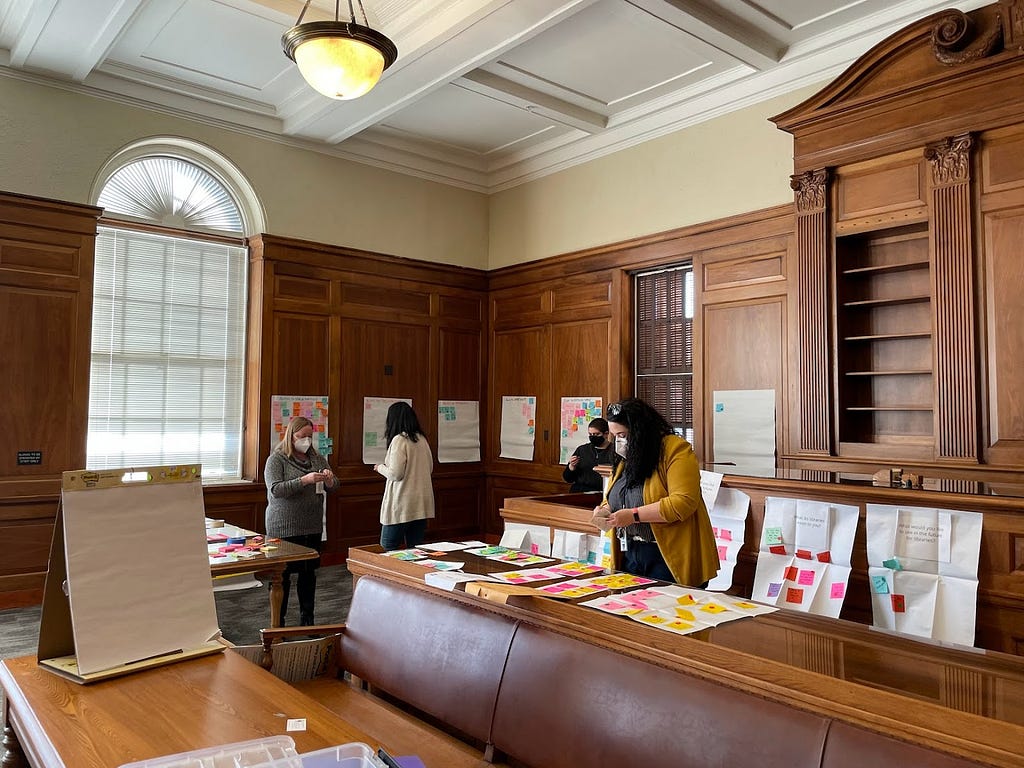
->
xmin=790 ymin=169 xmax=828 ymax=213
xmin=925 ymin=134 xmax=973 ymax=185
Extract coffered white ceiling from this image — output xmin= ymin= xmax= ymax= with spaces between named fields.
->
xmin=0 ymin=0 xmax=989 ymax=193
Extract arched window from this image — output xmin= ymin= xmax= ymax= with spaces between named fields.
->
xmin=88 ymin=141 xmax=260 ymax=480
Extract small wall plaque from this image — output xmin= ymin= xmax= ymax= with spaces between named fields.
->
xmin=17 ymin=450 xmax=42 ymax=465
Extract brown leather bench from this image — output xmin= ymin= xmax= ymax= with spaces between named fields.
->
xmin=253 ymin=575 xmax=992 ymax=768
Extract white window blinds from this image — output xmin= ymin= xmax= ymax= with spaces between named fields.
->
xmin=87 ymin=227 xmax=247 ymax=478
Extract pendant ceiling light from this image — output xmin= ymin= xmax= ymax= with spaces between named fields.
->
xmin=282 ymin=0 xmax=398 ymax=100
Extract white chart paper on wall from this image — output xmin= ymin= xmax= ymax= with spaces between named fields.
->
xmin=751 ymin=496 xmax=859 ymax=618
xmin=437 ymin=400 xmax=481 ymax=463
xmin=362 ymin=397 xmax=412 ymax=464
xmin=499 ymin=396 xmax=536 ymax=461
xmin=865 ymin=503 xmax=982 ymax=646
xmin=558 ymin=397 xmax=604 ymax=463
xmin=712 ymin=389 xmax=776 ymax=477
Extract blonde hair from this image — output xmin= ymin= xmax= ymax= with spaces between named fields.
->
xmin=276 ymin=416 xmax=313 ymax=459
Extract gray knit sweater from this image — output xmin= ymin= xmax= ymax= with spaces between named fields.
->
xmin=264 ymin=448 xmax=334 ymax=538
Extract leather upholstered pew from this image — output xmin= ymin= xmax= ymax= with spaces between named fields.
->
xmin=250 ymin=575 xmax=997 ymax=768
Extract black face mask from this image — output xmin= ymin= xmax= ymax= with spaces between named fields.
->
xmin=589 ymin=434 xmax=605 ymax=446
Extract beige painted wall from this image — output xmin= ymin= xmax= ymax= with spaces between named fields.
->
xmin=0 ymin=75 xmax=824 ymax=271
xmin=0 ymin=76 xmax=490 ymax=270
xmin=487 ymin=85 xmax=823 ymax=269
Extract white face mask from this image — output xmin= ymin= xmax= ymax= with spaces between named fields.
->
xmin=293 ymin=436 xmax=312 ymax=453
xmin=614 ymin=436 xmax=628 ymax=458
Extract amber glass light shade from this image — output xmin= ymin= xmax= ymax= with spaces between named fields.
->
xmin=283 ymin=21 xmax=397 ymax=101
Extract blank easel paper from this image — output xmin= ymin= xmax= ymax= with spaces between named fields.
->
xmin=437 ymin=400 xmax=481 ymax=463
xmin=38 ymin=465 xmax=221 ymax=681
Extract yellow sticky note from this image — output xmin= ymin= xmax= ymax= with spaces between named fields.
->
xmin=674 ymin=608 xmax=695 ymax=622
xmin=732 ymin=601 xmax=757 ymax=610
xmin=641 ymin=615 xmax=666 ymax=625
xmin=667 ymin=619 xmax=693 ymax=631
xmin=701 ymin=603 xmax=727 ymax=614
xmin=676 ymin=594 xmax=697 ymax=606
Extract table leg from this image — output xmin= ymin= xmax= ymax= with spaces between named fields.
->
xmin=2 ymin=723 xmax=27 ymax=768
xmin=262 ymin=567 xmax=285 ymax=628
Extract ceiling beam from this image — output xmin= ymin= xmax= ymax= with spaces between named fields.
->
xmin=629 ymin=0 xmax=783 ymax=71
xmin=458 ymin=69 xmax=606 ymax=133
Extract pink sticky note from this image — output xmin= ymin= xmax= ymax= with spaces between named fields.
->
xmin=830 ymin=582 xmax=845 ymax=599
xmin=717 ymin=545 xmax=728 ymax=560
xmin=530 ymin=543 xmax=539 ymax=554
xmin=720 ymin=529 xmax=732 ymax=542
xmin=797 ymin=569 xmax=815 ymax=586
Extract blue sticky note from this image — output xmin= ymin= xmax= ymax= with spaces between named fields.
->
xmin=882 ymin=557 xmax=902 ymax=571
xmin=872 ymin=575 xmax=890 ymax=594
xmin=715 ymin=403 xmax=724 ymax=412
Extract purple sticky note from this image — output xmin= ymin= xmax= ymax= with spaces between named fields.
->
xmin=767 ymin=582 xmax=782 ymax=598
xmin=394 ymin=758 xmax=427 ymax=768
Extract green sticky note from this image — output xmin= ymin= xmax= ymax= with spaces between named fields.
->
xmin=765 ymin=526 xmax=783 ymax=546
xmin=872 ymin=575 xmax=890 ymax=594
xmin=882 ymin=558 xmax=902 ymax=571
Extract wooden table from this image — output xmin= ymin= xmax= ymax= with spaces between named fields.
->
xmin=209 ymin=539 xmax=319 ymax=628
xmin=0 ymin=649 xmax=376 ymax=768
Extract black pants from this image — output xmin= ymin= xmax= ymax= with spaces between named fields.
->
xmin=276 ymin=532 xmax=322 ymax=626
xmin=622 ymin=539 xmax=674 ymax=582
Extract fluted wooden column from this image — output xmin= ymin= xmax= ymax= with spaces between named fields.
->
xmin=925 ymin=134 xmax=979 ymax=462
xmin=792 ymin=169 xmax=832 ymax=455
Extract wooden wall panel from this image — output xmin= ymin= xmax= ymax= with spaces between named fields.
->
xmin=549 ymin=320 xmax=613 ymax=464
xmin=249 ymin=235 xmax=488 ymax=564
xmin=835 ymin=153 xmax=927 ymax=229
xmin=701 ymin=300 xmax=786 ymax=463
xmin=980 ymin=209 xmax=1024 ymax=465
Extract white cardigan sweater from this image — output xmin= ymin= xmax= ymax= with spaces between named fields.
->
xmin=375 ymin=433 xmax=435 ymax=525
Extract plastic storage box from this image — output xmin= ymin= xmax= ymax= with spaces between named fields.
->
xmin=292 ymin=743 xmax=385 ymax=768
xmin=118 ymin=736 xmax=300 ymax=768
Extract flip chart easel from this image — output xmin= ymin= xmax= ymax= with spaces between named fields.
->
xmin=37 ymin=465 xmax=223 ymax=684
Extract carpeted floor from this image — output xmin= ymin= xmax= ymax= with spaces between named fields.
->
xmin=0 ymin=564 xmax=354 ymax=661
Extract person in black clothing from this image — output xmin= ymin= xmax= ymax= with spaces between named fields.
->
xmin=563 ymin=417 xmax=617 ymax=493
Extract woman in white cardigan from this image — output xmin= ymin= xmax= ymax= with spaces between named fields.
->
xmin=373 ymin=401 xmax=435 ymax=550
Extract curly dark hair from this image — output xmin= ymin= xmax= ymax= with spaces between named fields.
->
xmin=384 ymin=401 xmax=425 ymax=446
xmin=605 ymin=398 xmax=673 ymax=487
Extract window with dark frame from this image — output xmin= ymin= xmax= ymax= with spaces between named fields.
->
xmin=635 ymin=265 xmax=694 ymax=443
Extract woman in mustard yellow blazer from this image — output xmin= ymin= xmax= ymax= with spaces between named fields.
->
xmin=591 ymin=398 xmax=719 ymax=586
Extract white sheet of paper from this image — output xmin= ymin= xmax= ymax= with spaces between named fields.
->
xmin=437 ymin=400 xmax=481 ymax=463
xmin=794 ymin=501 xmax=832 ymax=555
xmin=808 ymin=563 xmax=851 ymax=619
xmin=499 ymin=396 xmax=537 ymax=461
xmin=62 ymin=478 xmax=220 ymax=675
xmin=424 ymin=571 xmax=497 ymax=591
xmin=933 ymin=576 xmax=979 ymax=646
xmin=751 ymin=552 xmax=792 ymax=606
xmin=699 ymin=470 xmax=724 ymax=512
xmin=362 ymin=397 xmax=412 ymax=464
xmin=712 ymin=389 xmax=776 ymax=476
xmin=705 ymin=486 xmax=749 ymax=592
xmin=866 ymin=503 xmax=982 ymax=646
xmin=552 ymin=530 xmax=588 ymax=561
xmin=502 ymin=522 xmax=552 ymax=556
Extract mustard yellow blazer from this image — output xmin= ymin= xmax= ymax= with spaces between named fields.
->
xmin=606 ymin=435 xmax=720 ymax=587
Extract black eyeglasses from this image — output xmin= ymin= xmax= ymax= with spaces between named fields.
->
xmin=606 ymin=402 xmax=623 ymax=417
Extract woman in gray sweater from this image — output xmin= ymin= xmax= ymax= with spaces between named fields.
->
xmin=264 ymin=415 xmax=337 ymax=625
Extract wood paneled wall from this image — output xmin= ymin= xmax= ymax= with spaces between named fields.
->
xmin=484 ymin=207 xmax=796 ymax=532
xmin=0 ymin=192 xmax=99 ymax=606
xmin=247 ymin=235 xmax=488 ymax=563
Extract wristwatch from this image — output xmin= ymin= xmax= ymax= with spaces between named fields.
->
xmin=633 ymin=509 xmax=641 ymax=522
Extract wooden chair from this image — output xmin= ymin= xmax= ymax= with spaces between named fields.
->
xmin=229 ymin=624 xmax=347 ymax=684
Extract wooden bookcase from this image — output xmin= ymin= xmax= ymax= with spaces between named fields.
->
xmin=835 ymin=224 xmax=934 ymax=458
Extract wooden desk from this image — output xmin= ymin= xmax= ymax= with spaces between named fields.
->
xmin=347 ymin=545 xmax=1024 ymax=768
xmin=0 ymin=649 xmax=376 ymax=768
xmin=210 ymin=540 xmax=319 ymax=628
